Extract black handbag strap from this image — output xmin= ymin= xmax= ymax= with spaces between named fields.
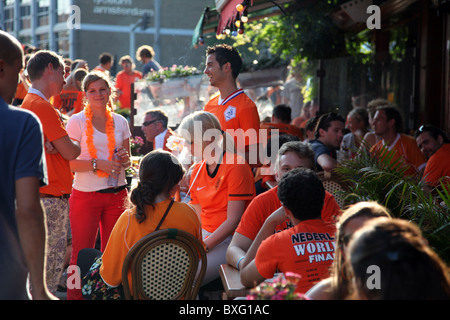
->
xmin=155 ymin=198 xmax=174 ymax=231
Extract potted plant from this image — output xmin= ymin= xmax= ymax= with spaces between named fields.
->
xmin=335 ymin=144 xmax=450 ymax=262
xmin=144 ymin=65 xmax=204 ymax=100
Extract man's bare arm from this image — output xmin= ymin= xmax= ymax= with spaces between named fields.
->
xmin=15 ymin=177 xmax=57 ymax=300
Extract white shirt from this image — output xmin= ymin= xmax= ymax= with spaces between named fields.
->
xmin=28 ymin=87 xmax=49 ymax=102
xmin=154 ymin=128 xmax=168 ymax=150
xmin=66 ymin=111 xmax=131 ymax=191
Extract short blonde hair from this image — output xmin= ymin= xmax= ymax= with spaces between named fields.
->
xmin=177 ymin=111 xmax=235 ymax=154
xmin=119 ymin=55 xmax=136 ymax=69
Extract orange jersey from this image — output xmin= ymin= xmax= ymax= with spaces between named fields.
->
xmin=236 ymin=185 xmax=341 ymax=241
xmin=52 ymin=90 xmax=85 ymax=115
xmin=189 ymin=152 xmax=255 ymax=233
xmin=14 ymin=81 xmax=28 ymax=101
xmin=260 ymin=122 xmax=303 ymax=140
xmin=100 ymin=199 xmax=202 ymax=287
xmin=115 ymin=70 xmax=142 ymax=109
xmin=21 ymin=92 xmax=73 ymax=195
xmin=371 ymin=134 xmax=426 ymax=176
xmin=291 ymin=116 xmax=306 ymax=128
xmin=204 ymin=89 xmax=260 ymax=152
xmin=423 ymin=144 xmax=450 ymax=187
xmin=255 ymin=219 xmax=336 ymax=294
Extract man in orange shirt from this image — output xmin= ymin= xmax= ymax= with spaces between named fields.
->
xmin=203 ymin=44 xmax=261 ymax=166
xmin=21 ymin=50 xmax=81 ymax=294
xmin=240 ymin=168 xmax=336 ymax=294
xmin=415 ymin=124 xmax=450 ymax=189
xmin=226 ymin=141 xmax=341 ymax=271
xmin=371 ymin=105 xmax=426 ymax=176
xmin=115 ymin=55 xmax=142 ymax=109
xmin=260 ymin=104 xmax=303 ymax=140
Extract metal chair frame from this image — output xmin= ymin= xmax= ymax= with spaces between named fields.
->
xmin=122 ymin=228 xmax=207 ymax=300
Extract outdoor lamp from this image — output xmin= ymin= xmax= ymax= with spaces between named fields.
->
xmin=241 ymin=9 xmax=249 ymax=23
xmin=236 ymin=0 xmax=249 ymax=12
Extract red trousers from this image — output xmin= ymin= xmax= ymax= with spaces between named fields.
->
xmin=66 ymin=188 xmax=128 ymax=300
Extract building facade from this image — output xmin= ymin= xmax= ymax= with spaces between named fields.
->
xmin=1 ymin=0 xmax=209 ymax=75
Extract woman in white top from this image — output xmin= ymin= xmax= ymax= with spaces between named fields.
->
xmin=66 ymin=71 xmax=131 ymax=300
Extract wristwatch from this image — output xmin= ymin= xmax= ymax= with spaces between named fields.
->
xmin=91 ymin=158 xmax=98 ymax=173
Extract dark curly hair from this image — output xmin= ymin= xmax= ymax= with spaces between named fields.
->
xmin=277 ymin=167 xmax=325 ymax=221
xmin=130 ymin=150 xmax=185 ymax=223
xmin=206 ymin=44 xmax=242 ymax=79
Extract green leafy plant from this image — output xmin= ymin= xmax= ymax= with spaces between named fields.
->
xmin=335 ymin=143 xmax=450 ymax=262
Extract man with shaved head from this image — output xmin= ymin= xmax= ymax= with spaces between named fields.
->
xmin=0 ymin=30 xmax=56 ymax=299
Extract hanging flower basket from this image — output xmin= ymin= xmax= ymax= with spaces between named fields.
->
xmin=237 ymin=66 xmax=288 ymax=89
xmin=143 ymin=65 xmax=204 ymax=100
xmin=147 ymin=74 xmax=203 ymax=100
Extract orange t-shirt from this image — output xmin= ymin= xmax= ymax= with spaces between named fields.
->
xmin=21 ymin=92 xmax=73 ymax=196
xmin=260 ymin=122 xmax=303 ymax=140
xmin=371 ymin=134 xmax=427 ymax=176
xmin=189 ymin=153 xmax=255 ymax=233
xmin=115 ymin=70 xmax=142 ymax=109
xmin=14 ymin=81 xmax=28 ymax=101
xmin=255 ymin=219 xmax=336 ymax=294
xmin=235 ymin=185 xmax=341 ymax=240
xmin=100 ymin=199 xmax=202 ymax=287
xmin=52 ymin=90 xmax=85 ymax=115
xmin=291 ymin=116 xmax=306 ymax=128
xmin=204 ymin=89 xmax=260 ymax=153
xmin=423 ymin=143 xmax=450 ymax=188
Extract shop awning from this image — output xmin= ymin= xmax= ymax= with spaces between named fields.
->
xmin=191 ymin=0 xmax=295 ymax=47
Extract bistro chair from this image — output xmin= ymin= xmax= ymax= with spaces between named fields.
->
xmin=317 ymin=170 xmax=350 ymax=209
xmin=122 ymin=228 xmax=207 ymax=300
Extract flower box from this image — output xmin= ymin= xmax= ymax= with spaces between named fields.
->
xmin=237 ymin=66 xmax=288 ymax=89
xmin=147 ymin=75 xmax=203 ymax=100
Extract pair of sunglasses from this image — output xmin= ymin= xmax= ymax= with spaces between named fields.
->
xmin=142 ymin=119 xmax=161 ymax=127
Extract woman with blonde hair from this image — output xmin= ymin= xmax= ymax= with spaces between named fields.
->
xmin=66 ymin=70 xmax=132 ymax=300
xmin=177 ymin=111 xmax=255 ymax=287
xmin=306 ymin=201 xmax=392 ymax=300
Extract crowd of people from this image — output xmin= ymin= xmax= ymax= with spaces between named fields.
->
xmin=1 ymin=29 xmax=449 ymax=301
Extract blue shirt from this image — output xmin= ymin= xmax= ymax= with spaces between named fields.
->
xmin=310 ymin=139 xmax=337 ymax=172
xmin=142 ymin=59 xmax=161 ymax=76
xmin=0 ymin=97 xmax=47 ymax=299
